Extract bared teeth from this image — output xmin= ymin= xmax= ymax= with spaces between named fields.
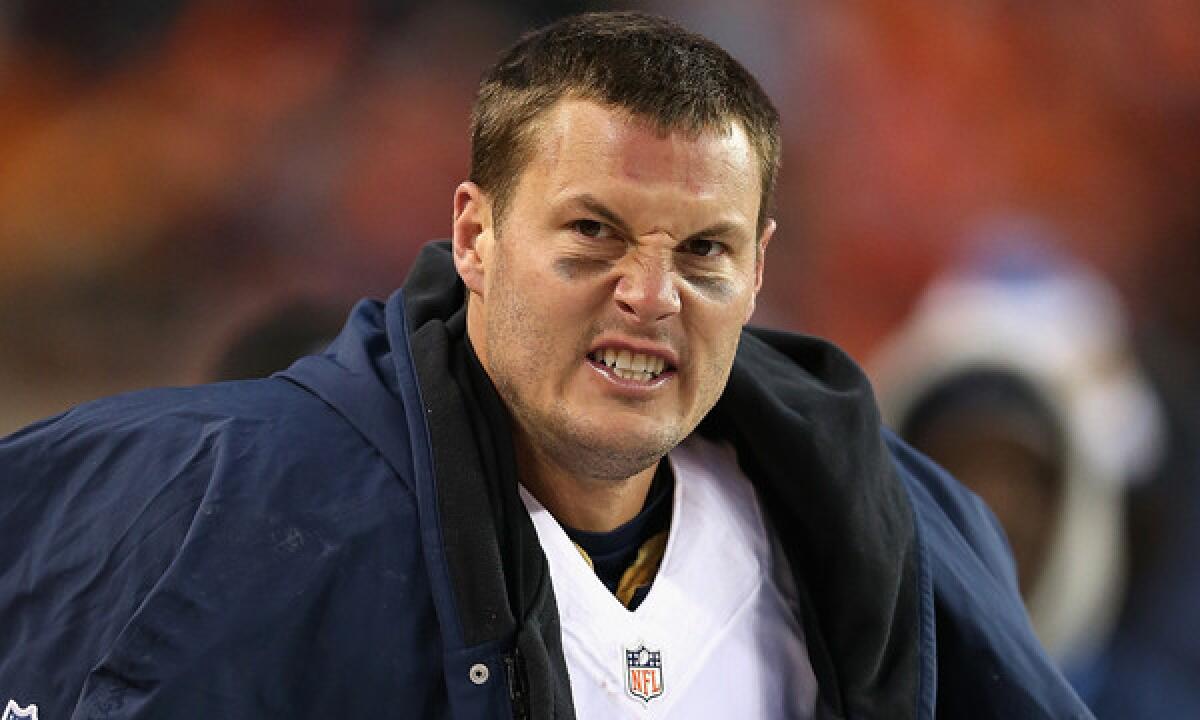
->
xmin=590 ymin=348 xmax=669 ymax=380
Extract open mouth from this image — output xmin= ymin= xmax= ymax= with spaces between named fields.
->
xmin=587 ymin=348 xmax=673 ymax=383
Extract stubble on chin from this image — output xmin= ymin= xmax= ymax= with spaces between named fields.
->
xmin=500 ymin=380 xmax=677 ymax=484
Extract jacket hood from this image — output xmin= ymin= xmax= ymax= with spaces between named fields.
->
xmin=706 ymin=326 xmax=920 ymax=719
xmin=285 ymin=246 xmax=575 ymax=717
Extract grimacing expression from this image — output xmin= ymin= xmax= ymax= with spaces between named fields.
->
xmin=454 ymin=98 xmax=773 ymax=483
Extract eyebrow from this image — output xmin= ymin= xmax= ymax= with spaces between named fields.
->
xmin=569 ymin=193 xmax=748 ymax=243
xmin=691 ymin=221 xmax=743 ymax=241
xmin=574 ymin=194 xmax=634 ymax=238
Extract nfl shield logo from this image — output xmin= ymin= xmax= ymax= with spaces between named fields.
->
xmin=624 ymin=644 xmax=664 ymax=703
xmin=2 ymin=700 xmax=38 ymax=720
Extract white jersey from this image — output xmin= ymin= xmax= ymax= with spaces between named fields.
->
xmin=521 ymin=435 xmax=817 ymax=718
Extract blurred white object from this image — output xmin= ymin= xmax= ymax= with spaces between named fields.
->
xmin=871 ymin=239 xmax=1164 ymax=667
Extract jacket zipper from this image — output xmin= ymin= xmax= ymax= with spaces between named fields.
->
xmin=504 ymin=650 xmax=530 ymax=720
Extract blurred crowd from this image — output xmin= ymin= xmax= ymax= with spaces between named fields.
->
xmin=3 ymin=1 xmax=1200 ymax=716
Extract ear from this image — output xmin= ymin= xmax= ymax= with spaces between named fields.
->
xmin=744 ymin=217 xmax=775 ymax=323
xmin=452 ymin=182 xmax=494 ymax=297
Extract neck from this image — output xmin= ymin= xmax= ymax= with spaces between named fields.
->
xmin=516 ymin=437 xmax=659 ymax=533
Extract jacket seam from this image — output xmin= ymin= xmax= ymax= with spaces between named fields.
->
xmin=899 ymin=461 xmax=938 ymax=720
xmin=391 ymin=291 xmax=469 ymax=652
xmin=274 ymin=375 xmax=418 ymax=503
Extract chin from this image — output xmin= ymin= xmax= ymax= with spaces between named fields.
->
xmin=564 ymin=422 xmax=680 ymax=479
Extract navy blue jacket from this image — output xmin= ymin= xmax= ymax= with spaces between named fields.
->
xmin=0 ymin=242 xmax=1091 ymax=719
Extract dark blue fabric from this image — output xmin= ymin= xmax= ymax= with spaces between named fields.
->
xmin=889 ymin=432 xmax=1093 ymax=719
xmin=0 ymin=373 xmax=447 ymax=719
xmin=0 ymin=243 xmax=1091 ymax=719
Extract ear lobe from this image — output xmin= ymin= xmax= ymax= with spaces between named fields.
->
xmin=452 ymin=182 xmax=493 ymax=296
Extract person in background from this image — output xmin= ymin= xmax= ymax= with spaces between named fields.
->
xmin=870 ymin=239 xmax=1199 ymax=716
xmin=203 ymin=298 xmax=345 ymax=382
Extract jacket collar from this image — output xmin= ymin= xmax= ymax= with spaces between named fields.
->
xmin=703 ymin=326 xmax=921 ymax=718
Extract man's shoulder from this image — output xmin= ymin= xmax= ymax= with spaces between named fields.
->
xmin=6 ymin=377 xmax=355 ymax=464
xmin=0 ymin=378 xmax=434 ymax=719
xmin=884 ymin=430 xmax=1094 ymax=718
xmin=884 ymin=428 xmax=1018 ymax=588
xmin=1 ymin=376 xmax=412 ymax=526
xmin=54 ymin=376 xmax=332 ymax=431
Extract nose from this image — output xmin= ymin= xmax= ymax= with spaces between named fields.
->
xmin=613 ymin=251 xmax=682 ymax=323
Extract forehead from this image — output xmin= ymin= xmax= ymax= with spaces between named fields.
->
xmin=520 ymin=98 xmax=760 ymax=206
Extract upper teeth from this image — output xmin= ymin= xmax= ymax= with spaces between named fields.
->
xmin=591 ymin=349 xmax=667 ymax=379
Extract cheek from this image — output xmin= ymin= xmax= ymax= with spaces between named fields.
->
xmin=688 ymin=290 xmax=754 ymax=347
xmin=490 ymin=271 xmax=586 ymax=365
xmin=688 ymin=311 xmax=744 ymax=385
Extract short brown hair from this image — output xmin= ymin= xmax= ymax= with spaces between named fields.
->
xmin=470 ymin=12 xmax=781 ymax=235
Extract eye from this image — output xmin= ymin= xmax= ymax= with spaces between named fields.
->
xmin=571 ymin=219 xmax=616 ymax=240
xmin=683 ymin=237 xmax=725 ymax=258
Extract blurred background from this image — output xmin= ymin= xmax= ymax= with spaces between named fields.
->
xmin=2 ymin=0 xmax=1198 ymax=428
xmin=2 ymin=1 xmax=1199 ymax=714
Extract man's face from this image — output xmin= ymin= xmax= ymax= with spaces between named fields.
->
xmin=454 ymin=98 xmax=772 ymax=483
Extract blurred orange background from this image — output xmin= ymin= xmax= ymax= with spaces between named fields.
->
xmin=2 ymin=0 xmax=1198 ymax=433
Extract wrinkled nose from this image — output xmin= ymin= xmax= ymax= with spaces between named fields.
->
xmin=614 ymin=253 xmax=682 ymax=323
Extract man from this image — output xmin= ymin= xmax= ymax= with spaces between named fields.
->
xmin=0 ymin=12 xmax=1088 ymax=719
